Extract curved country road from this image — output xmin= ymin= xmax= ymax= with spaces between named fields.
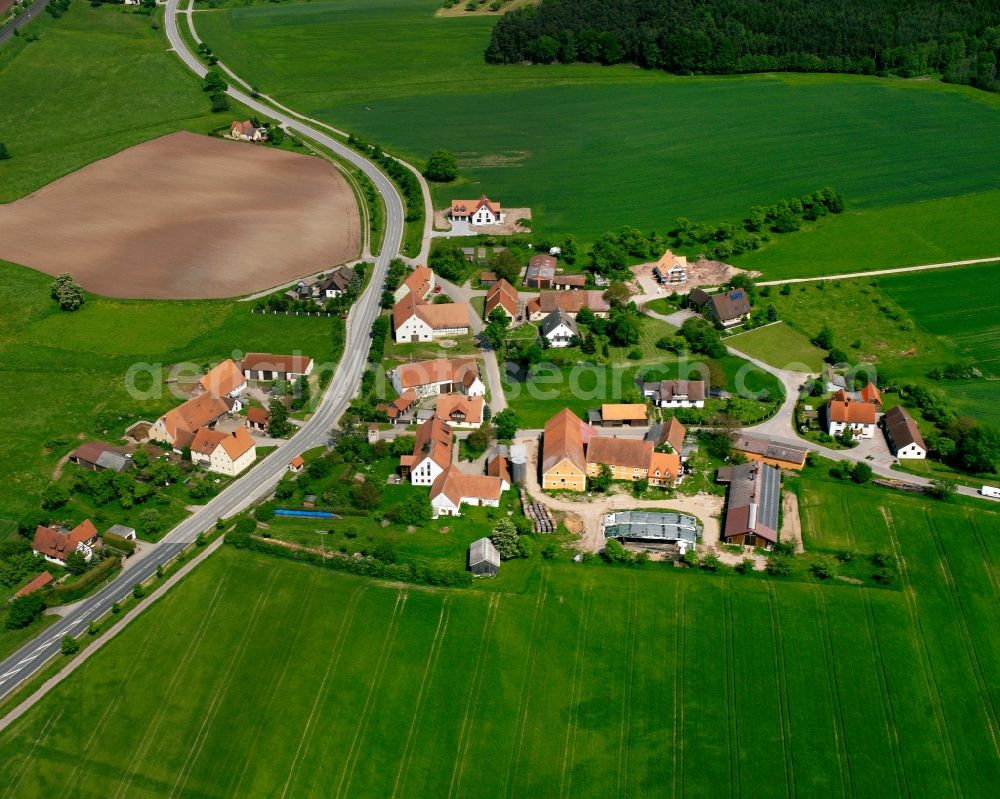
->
xmin=0 ymin=2 xmax=406 ymax=704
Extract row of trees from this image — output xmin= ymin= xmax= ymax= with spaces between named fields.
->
xmin=486 ymin=0 xmax=1000 ymax=94
xmin=347 ymin=134 xmax=422 ymax=223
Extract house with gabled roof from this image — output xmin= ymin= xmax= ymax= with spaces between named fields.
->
xmin=643 ymin=379 xmax=706 ymax=408
xmin=468 ymin=537 xmax=500 ymax=576
xmin=149 ymin=393 xmax=232 ymax=451
xmin=377 ymin=388 xmax=418 ymax=424
xmin=827 ymin=392 xmax=878 ymax=439
xmin=190 ymin=427 xmax=257 ymax=476
xmin=541 ymin=408 xmax=595 ymax=491
xmin=689 ymin=288 xmax=751 ymax=326
xmin=484 ymin=279 xmax=518 ymax=322
xmin=388 ymin=357 xmax=484 ymax=399
xmin=588 ymin=404 xmax=648 ymax=427
xmin=527 ymin=290 xmax=610 ymax=321
xmin=733 ymin=434 xmax=808 ymax=471
xmin=435 ymin=393 xmax=485 ymax=429
xmin=525 ymin=255 xmax=557 ymax=288
xmin=200 ymin=358 xmax=246 ymax=401
xmin=882 ymin=405 xmax=926 ymax=459
xmin=33 ymin=520 xmax=100 ymax=566
xmin=540 ymin=309 xmax=578 ymax=348
xmin=449 ymin=195 xmax=504 ymax=226
xmin=228 ymin=120 xmax=267 ymax=142
xmin=393 ymin=265 xmax=435 ymax=304
xmin=392 ymin=293 xmax=472 ymax=342
xmin=430 ymin=466 xmax=508 ymax=518
xmin=399 ymin=417 xmax=454 ymax=486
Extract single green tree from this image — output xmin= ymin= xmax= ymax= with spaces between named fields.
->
xmin=0 ymin=143 xmax=10 ymax=160
xmin=490 ymin=519 xmax=520 ymax=560
xmin=61 ymin=636 xmax=80 ymax=656
xmin=423 ymin=149 xmax=458 ymax=182
xmin=492 ymin=409 xmax=519 ymax=440
xmin=64 ymin=550 xmax=90 ymax=576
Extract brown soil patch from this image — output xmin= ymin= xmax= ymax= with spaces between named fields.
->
xmin=632 ymin=257 xmax=757 ymax=296
xmin=0 ymin=132 xmax=360 ymax=299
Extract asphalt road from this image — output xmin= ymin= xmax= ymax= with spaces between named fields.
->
xmin=0 ymin=0 xmax=405 ymax=702
xmin=0 ymin=0 xmax=50 ymax=46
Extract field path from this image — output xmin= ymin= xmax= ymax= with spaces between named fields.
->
xmin=558 ymin=585 xmax=592 ymax=799
xmin=756 ymin=254 xmax=1000 ymax=285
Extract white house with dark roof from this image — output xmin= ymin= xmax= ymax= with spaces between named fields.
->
xmin=643 ymin=380 xmax=706 ymax=408
xmin=540 ymin=309 xmax=578 ymax=348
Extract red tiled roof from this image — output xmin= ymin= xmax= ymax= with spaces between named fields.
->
xmin=451 ymin=195 xmax=501 ymax=216
xmin=538 ymin=290 xmax=609 ymax=315
xmin=430 ymin=466 xmax=504 ymax=506
xmin=665 ymin=417 xmax=686 ymax=454
xmin=435 ymin=394 xmax=484 ymax=425
xmin=829 ymin=397 xmax=878 ymax=424
xmin=243 ymin=353 xmax=313 ymax=375
xmin=247 ymin=406 xmax=270 ymax=424
xmin=200 ymin=359 xmax=245 ymax=397
xmin=392 ymin=357 xmax=479 ymax=390
xmin=542 ymin=408 xmax=596 ymax=474
xmin=860 ymin=383 xmax=883 ymax=406
xmin=32 ymin=520 xmax=97 ymax=563
xmin=15 ymin=571 xmax=55 ymax=598
xmin=407 ymin=417 xmax=454 ymax=471
xmin=485 ymin=279 xmax=518 ymax=318
xmin=586 ymin=437 xmax=654 ymax=470
xmin=158 ymin=394 xmax=232 ymax=445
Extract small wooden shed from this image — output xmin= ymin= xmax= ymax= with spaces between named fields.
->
xmin=468 ymin=537 xmax=500 ymax=577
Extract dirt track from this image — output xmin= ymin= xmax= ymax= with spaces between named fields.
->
xmin=0 ymin=132 xmax=360 ymax=299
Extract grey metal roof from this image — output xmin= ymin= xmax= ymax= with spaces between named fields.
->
xmin=95 ymin=451 xmax=130 ymax=472
xmin=602 ymin=511 xmax=700 ymax=544
xmin=106 ymin=524 xmax=135 ymax=536
xmin=469 ymin=536 xmax=500 ymax=567
xmin=540 ymin=309 xmax=577 ymax=337
xmin=733 ymin=435 xmax=807 ymax=465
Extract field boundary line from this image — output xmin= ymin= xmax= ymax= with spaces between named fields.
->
xmin=881 ymin=507 xmax=962 ymax=797
xmin=559 ymin=584 xmax=592 ymax=799
xmin=390 ymin=598 xmax=452 ymax=799
xmin=840 ymin=493 xmax=857 ymax=548
xmin=278 ymin=585 xmax=367 ymax=799
xmin=965 ymin=510 xmax=1000 ymax=602
xmin=923 ymin=511 xmax=1000 ymax=757
xmin=505 ymin=571 xmax=549 ymax=798
xmin=1 ymin=707 xmax=64 ymax=799
xmin=756 ymin=255 xmax=1000 ymax=286
xmin=227 ymin=570 xmax=321 ymax=797
xmin=58 ymin=619 xmax=163 ymax=798
xmin=860 ymin=590 xmax=908 ymax=797
xmin=168 ymin=572 xmax=278 ymax=799
xmin=111 ymin=565 xmax=234 ymax=799
xmin=813 ymin=589 xmax=852 ymax=799
xmin=449 ymin=592 xmax=501 ymax=799
xmin=336 ymin=591 xmax=408 ymax=799
xmin=673 ymin=581 xmax=686 ymax=797
xmin=618 ymin=577 xmax=639 ymax=799
xmin=766 ymin=584 xmax=795 ymax=799
xmin=722 ymin=582 xmax=740 ymax=799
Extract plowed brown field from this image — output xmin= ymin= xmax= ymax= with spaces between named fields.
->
xmin=0 ymin=132 xmax=360 ymax=298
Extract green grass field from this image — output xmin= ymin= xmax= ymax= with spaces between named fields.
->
xmin=0 ymin=262 xmax=338 ymax=520
xmin=726 ymin=322 xmax=827 ymax=371
xmin=1 ymin=471 xmax=999 ymax=797
xmin=764 ymin=268 xmax=1000 ymax=424
xmin=735 ymin=191 xmax=1000 ymax=279
xmin=194 ymin=0 xmax=1000 ymax=271
xmin=0 ymin=4 xmax=234 ymax=203
xmin=880 ymin=262 xmax=1000 ymax=379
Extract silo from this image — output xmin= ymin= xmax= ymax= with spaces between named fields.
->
xmin=510 ymin=444 xmax=527 ymax=485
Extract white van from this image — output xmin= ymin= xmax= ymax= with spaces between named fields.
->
xmin=981 ymin=485 xmax=1000 ymax=499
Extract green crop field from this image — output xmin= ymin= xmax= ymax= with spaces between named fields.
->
xmin=0 ymin=4 xmax=234 ymax=203
xmin=0 ymin=262 xmax=339 ymax=520
xmin=194 ymin=0 xmax=1000 ymax=271
xmin=2 ymin=472 xmax=1000 ymax=797
xmin=726 ymin=322 xmax=827 ymax=372
xmin=880 ymin=262 xmax=1000 ymax=379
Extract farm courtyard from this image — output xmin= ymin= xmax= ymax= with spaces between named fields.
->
xmin=1 ymin=475 xmax=998 ymax=798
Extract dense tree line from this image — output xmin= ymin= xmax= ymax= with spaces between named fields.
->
xmin=347 ymin=134 xmax=422 ymax=223
xmin=486 ymin=1 xmax=1000 ymax=93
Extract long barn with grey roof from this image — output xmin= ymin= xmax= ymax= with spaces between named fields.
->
xmin=717 ymin=461 xmax=781 ymax=550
